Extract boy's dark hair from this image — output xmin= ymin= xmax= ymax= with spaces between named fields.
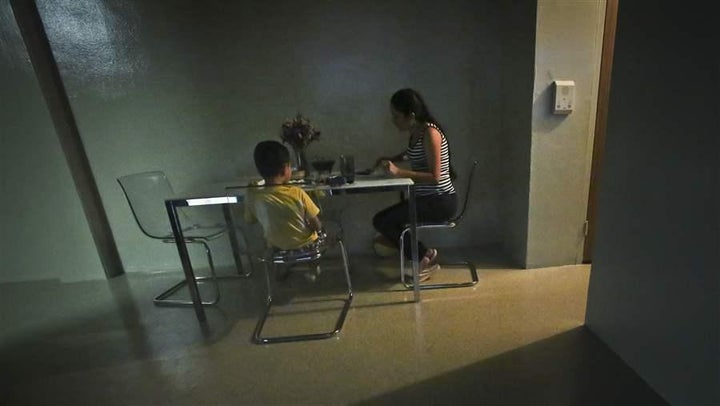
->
xmin=253 ymin=140 xmax=290 ymax=178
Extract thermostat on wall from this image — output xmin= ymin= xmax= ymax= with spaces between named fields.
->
xmin=553 ymin=80 xmax=575 ymax=114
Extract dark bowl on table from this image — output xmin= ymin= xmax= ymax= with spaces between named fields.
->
xmin=311 ymin=159 xmax=335 ymax=173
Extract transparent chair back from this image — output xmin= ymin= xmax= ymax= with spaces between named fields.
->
xmin=118 ymin=171 xmax=181 ymax=240
xmin=118 ymin=170 xmax=250 ymax=307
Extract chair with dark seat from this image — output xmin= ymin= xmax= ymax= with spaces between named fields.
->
xmin=399 ymin=160 xmax=480 ymax=289
xmin=253 ymin=231 xmax=353 ymax=344
xmin=118 ymin=171 xmax=252 ymax=307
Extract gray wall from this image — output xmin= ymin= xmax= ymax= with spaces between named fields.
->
xmin=2 ymin=0 xmax=540 ymax=282
xmin=585 ymin=2 xmax=719 ymax=405
xmin=498 ymin=1 xmax=535 ymax=268
xmin=1 ymin=3 xmax=105 ymax=283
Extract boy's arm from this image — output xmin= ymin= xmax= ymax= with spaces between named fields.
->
xmin=306 ymin=214 xmax=322 ymax=233
xmin=299 ymin=189 xmax=322 ymax=231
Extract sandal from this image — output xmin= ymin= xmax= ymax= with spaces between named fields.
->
xmin=404 ymin=264 xmax=440 ymax=283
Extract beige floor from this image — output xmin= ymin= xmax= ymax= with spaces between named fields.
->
xmin=0 ymin=249 xmax=667 ymax=405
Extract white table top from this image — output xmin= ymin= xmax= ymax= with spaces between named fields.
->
xmin=171 ymin=176 xmax=414 ymax=207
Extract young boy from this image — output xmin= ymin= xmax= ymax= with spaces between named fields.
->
xmin=244 ymin=140 xmax=322 ymax=253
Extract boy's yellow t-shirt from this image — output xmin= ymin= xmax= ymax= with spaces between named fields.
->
xmin=243 ymin=185 xmax=320 ymax=250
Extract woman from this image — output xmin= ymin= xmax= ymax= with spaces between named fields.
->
xmin=373 ymin=88 xmax=457 ymax=281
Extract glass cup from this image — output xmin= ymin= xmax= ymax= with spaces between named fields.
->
xmin=340 ymin=154 xmax=355 ymax=183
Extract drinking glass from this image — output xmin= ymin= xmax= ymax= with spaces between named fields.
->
xmin=340 ymin=154 xmax=355 ymax=183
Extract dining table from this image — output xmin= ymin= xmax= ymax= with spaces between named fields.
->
xmin=164 ymin=174 xmax=421 ymax=324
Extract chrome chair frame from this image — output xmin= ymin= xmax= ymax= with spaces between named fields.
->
xmin=399 ymin=160 xmax=480 ymax=289
xmin=118 ymin=171 xmax=253 ymax=307
xmin=253 ymin=233 xmax=353 ymax=344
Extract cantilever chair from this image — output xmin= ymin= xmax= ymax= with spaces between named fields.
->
xmin=399 ymin=160 xmax=480 ymax=289
xmin=118 ymin=171 xmax=252 ymax=307
xmin=253 ymin=231 xmax=353 ymax=344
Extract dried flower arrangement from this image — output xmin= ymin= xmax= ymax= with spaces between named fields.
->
xmin=280 ymin=113 xmax=321 ymax=150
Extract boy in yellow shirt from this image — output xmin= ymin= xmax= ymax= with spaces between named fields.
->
xmin=244 ymin=141 xmax=322 ymax=253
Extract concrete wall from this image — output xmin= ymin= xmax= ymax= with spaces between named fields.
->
xmin=1 ymin=0 xmax=611 ymax=282
xmin=2 ymin=0 xmax=540 ymax=282
xmin=585 ymin=2 xmax=719 ymax=405
xmin=0 ymin=3 xmax=105 ymax=283
xmin=498 ymin=2 xmax=536 ymax=267
xmin=526 ymin=0 xmax=605 ymax=268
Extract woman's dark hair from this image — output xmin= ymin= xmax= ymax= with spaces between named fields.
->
xmin=390 ymin=88 xmax=444 ymax=133
xmin=253 ymin=140 xmax=290 ymax=178
xmin=390 ymin=88 xmax=457 ymax=179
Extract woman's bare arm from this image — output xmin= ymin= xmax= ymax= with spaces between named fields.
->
xmin=385 ymin=127 xmax=442 ymax=183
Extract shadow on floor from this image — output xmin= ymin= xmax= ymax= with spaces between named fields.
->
xmin=0 ymin=270 xmax=263 ymax=389
xmin=354 ymin=326 xmax=668 ymax=406
xmin=0 ymin=253 xmax=422 ymax=390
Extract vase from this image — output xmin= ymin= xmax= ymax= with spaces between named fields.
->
xmin=293 ymin=147 xmax=309 ymax=174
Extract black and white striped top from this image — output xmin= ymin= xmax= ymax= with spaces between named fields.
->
xmin=406 ymin=123 xmax=456 ymax=196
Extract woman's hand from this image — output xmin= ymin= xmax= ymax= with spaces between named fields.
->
xmin=381 ymin=160 xmax=400 ymax=176
xmin=374 ymin=152 xmax=406 ymax=170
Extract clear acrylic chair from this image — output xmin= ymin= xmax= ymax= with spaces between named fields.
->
xmin=399 ymin=160 xmax=480 ymax=289
xmin=253 ymin=231 xmax=353 ymax=344
xmin=118 ymin=171 xmax=252 ymax=307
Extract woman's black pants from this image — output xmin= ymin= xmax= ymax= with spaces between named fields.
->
xmin=372 ymin=193 xmax=457 ymax=260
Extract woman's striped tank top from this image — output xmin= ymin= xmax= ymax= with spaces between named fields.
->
xmin=406 ymin=123 xmax=455 ymax=196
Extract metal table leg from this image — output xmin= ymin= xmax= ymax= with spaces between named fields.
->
xmin=407 ymin=185 xmax=420 ymax=302
xmin=223 ymin=205 xmax=252 ymax=276
xmin=166 ymin=200 xmax=206 ymax=323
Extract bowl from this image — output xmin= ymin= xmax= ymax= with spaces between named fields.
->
xmin=311 ymin=159 xmax=335 ymax=173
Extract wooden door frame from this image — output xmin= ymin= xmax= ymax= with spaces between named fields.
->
xmin=583 ymin=0 xmax=619 ymax=263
